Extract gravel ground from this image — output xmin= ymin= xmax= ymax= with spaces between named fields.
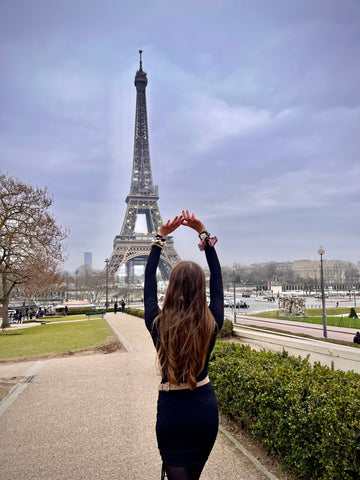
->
xmin=0 ymin=313 xmax=277 ymax=480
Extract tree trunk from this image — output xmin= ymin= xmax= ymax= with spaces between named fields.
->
xmin=1 ymin=272 xmax=11 ymax=329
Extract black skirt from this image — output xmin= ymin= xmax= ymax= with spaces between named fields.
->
xmin=156 ymin=383 xmax=219 ymax=466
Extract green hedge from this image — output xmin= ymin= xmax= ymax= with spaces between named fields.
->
xmin=209 ymin=341 xmax=360 ymax=480
xmin=60 ymin=307 xmax=142 ymax=317
xmin=57 ymin=308 xmax=114 ymax=315
xmin=218 ymin=318 xmax=233 ymax=338
xmin=125 ymin=307 xmax=144 ymax=318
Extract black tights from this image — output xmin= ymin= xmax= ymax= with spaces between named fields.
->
xmin=162 ymin=463 xmax=205 ymax=480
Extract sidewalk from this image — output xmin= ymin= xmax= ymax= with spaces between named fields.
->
xmin=0 ymin=313 xmax=278 ymax=480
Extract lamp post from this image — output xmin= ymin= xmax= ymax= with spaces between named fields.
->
xmin=353 ymin=287 xmax=357 ymax=308
xmin=233 ymin=266 xmax=237 ymax=324
xmin=65 ymin=272 xmax=69 ymax=302
xmin=318 ymin=246 xmax=328 ymax=338
xmin=105 ymin=258 xmax=109 ymax=309
xmin=75 ymin=270 xmax=78 ymax=300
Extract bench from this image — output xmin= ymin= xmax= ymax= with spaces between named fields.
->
xmin=86 ymin=312 xmax=106 ymax=319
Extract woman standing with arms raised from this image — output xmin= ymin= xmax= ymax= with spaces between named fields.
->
xmin=144 ymin=210 xmax=224 ymax=480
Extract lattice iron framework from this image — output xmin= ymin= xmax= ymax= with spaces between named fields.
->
xmin=107 ymin=51 xmax=181 ymax=283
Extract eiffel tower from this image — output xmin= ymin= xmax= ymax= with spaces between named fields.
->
xmin=107 ymin=51 xmax=181 ymax=284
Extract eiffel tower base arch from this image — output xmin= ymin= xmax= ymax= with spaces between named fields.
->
xmin=124 ymin=256 xmax=172 ymax=285
xmin=108 ymin=235 xmax=179 ymax=284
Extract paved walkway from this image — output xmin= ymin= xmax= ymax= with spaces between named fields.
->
xmin=0 ymin=313 xmax=278 ymax=480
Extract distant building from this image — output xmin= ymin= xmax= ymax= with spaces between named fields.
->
xmin=291 ymin=259 xmax=353 ymax=284
xmin=84 ymin=252 xmax=92 ymax=268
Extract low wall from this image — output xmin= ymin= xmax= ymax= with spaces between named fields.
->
xmin=233 ymin=326 xmax=360 ymax=373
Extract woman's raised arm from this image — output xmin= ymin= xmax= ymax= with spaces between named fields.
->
xmin=144 ymin=215 xmax=183 ymax=332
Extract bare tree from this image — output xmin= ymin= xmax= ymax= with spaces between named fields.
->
xmin=74 ymin=265 xmax=107 ymax=304
xmin=19 ymin=258 xmax=65 ymax=308
xmin=87 ymin=270 xmax=108 ymax=305
xmin=0 ymin=173 xmax=68 ymax=327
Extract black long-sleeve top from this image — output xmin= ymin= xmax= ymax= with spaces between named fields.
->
xmin=144 ymin=244 xmax=224 ymax=383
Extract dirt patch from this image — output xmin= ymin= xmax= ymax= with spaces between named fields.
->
xmin=0 ymin=337 xmax=125 ymax=364
xmin=0 ymin=376 xmax=27 ymax=387
xmin=219 ymin=413 xmax=300 ymax=480
xmin=0 ymin=377 xmax=28 ymax=401
xmin=0 ymin=386 xmax=11 ymax=401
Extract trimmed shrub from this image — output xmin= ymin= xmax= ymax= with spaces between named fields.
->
xmin=218 ymin=318 xmax=233 ymax=338
xmin=62 ymin=308 xmax=112 ymax=316
xmin=125 ymin=307 xmax=144 ymax=318
xmin=209 ymin=341 xmax=360 ymax=480
xmin=349 ymin=308 xmax=358 ymax=319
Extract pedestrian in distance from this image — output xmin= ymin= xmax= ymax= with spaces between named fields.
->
xmin=354 ymin=331 xmax=360 ymax=344
xmin=121 ymin=299 xmax=125 ymax=313
xmin=114 ymin=301 xmax=118 ymax=314
xmin=144 ymin=210 xmax=224 ymax=480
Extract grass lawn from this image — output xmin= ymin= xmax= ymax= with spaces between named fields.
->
xmin=0 ymin=319 xmax=116 ymax=359
xmin=0 ymin=386 xmax=10 ymax=401
xmin=251 ymin=307 xmax=360 ymax=328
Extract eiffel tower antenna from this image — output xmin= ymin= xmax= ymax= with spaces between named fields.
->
xmin=107 ymin=51 xmax=181 ymax=284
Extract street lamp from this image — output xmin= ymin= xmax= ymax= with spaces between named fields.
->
xmin=65 ymin=272 xmax=69 ymax=302
xmin=233 ymin=266 xmax=237 ymax=324
xmin=75 ymin=269 xmax=78 ymax=300
xmin=353 ymin=287 xmax=357 ymax=308
xmin=105 ymin=258 xmax=109 ymax=309
xmin=318 ymin=246 xmax=328 ymax=338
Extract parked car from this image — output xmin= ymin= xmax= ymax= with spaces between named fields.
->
xmin=224 ymin=297 xmax=232 ymax=308
xmin=236 ymin=300 xmax=249 ymax=309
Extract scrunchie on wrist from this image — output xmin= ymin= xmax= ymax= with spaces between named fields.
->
xmin=198 ymin=231 xmax=218 ymax=251
xmin=151 ymin=234 xmax=166 ymax=249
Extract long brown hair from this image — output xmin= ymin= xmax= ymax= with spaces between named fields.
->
xmin=154 ymin=261 xmax=216 ymax=389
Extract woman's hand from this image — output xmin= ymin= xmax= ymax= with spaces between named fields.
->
xmin=158 ymin=215 xmax=183 ymax=238
xmin=181 ymin=210 xmax=206 ymax=234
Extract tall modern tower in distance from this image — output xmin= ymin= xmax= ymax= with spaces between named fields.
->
xmin=107 ymin=51 xmax=181 ymax=284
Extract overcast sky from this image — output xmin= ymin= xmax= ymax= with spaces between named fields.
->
xmin=1 ymin=0 xmax=359 ymax=272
